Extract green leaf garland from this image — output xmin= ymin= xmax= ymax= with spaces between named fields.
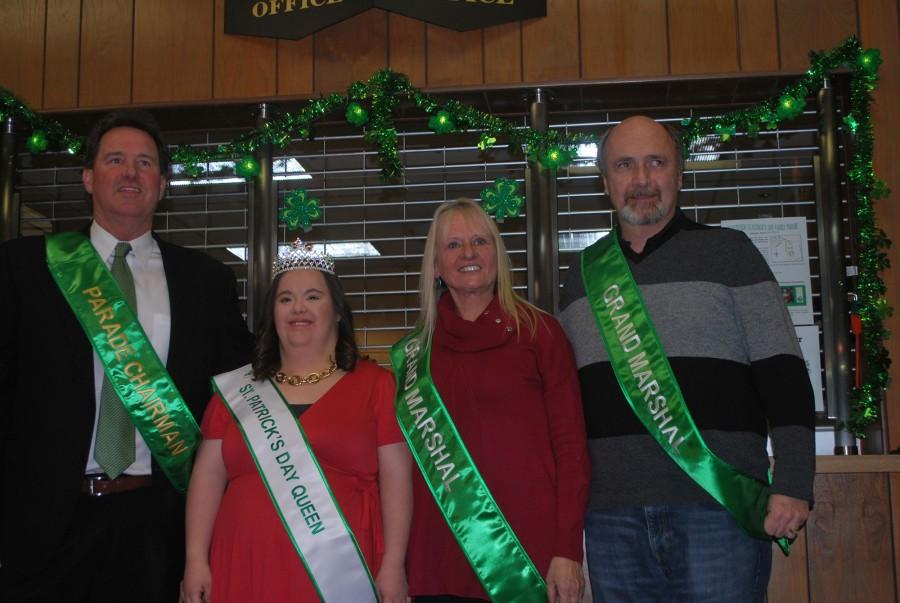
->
xmin=0 ymin=35 xmax=889 ymax=435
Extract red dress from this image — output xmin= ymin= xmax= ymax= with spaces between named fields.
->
xmin=201 ymin=360 xmax=401 ymax=603
xmin=407 ymin=294 xmax=591 ymax=599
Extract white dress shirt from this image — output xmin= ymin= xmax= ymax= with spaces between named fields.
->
xmin=85 ymin=223 xmax=171 ymax=476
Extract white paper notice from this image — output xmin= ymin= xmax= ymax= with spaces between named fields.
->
xmin=795 ymin=324 xmax=825 ymax=412
xmin=721 ymin=217 xmax=815 ymax=326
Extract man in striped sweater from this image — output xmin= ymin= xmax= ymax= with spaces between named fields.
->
xmin=559 ymin=116 xmax=815 ymax=603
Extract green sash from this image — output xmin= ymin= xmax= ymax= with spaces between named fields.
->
xmin=581 ymin=232 xmax=790 ymax=555
xmin=390 ymin=331 xmax=547 ymax=602
xmin=45 ymin=232 xmax=200 ymax=492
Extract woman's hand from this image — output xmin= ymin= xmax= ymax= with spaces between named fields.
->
xmin=181 ymin=559 xmax=212 ymax=603
xmin=375 ymin=559 xmax=409 ymax=603
xmin=545 ymin=556 xmax=584 ymax=603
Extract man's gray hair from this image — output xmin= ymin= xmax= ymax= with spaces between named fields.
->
xmin=596 ymin=119 xmax=686 ymax=177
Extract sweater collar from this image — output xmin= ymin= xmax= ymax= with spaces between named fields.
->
xmin=435 ymin=292 xmax=515 ymax=353
xmin=617 ymin=209 xmax=689 ymax=262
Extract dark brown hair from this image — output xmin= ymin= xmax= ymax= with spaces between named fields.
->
xmin=84 ymin=109 xmax=169 ymax=173
xmin=251 ymin=269 xmax=360 ymax=380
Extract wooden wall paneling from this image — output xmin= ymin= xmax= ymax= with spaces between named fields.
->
xmin=425 ymin=25 xmax=483 ymax=88
xmin=214 ymin=0 xmax=276 ymax=100
xmin=859 ymin=0 xmax=900 ymax=455
xmin=892 ymin=474 xmax=900 ymax=600
xmin=133 ymin=0 xmax=214 ymax=104
xmin=388 ymin=13 xmax=425 ymax=88
xmin=80 ymin=0 xmax=133 ymax=107
xmin=807 ymin=473 xmax=895 ymax=602
xmin=0 ymin=2 xmax=46 ymax=108
xmin=314 ymin=9 xmax=388 ymax=94
xmin=767 ymin=535 xmax=810 ymax=603
xmin=737 ymin=0 xmax=779 ymax=72
xmin=579 ymin=0 xmax=668 ymax=79
xmin=44 ymin=0 xmax=81 ymax=110
xmin=668 ymin=0 xmax=739 ymax=75
xmin=777 ymin=0 xmax=859 ymax=71
xmin=278 ymin=38 xmax=314 ymax=97
xmin=522 ymin=0 xmax=580 ymax=82
xmin=483 ymin=22 xmax=522 ymax=85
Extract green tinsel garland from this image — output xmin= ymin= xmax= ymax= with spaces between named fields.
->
xmin=679 ymin=37 xmax=889 ymax=438
xmin=0 ymin=36 xmax=888 ymax=436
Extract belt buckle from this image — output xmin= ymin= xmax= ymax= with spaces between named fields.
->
xmin=84 ymin=475 xmax=106 ymax=497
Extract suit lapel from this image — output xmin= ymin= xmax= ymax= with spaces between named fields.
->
xmin=156 ymin=235 xmax=180 ymax=368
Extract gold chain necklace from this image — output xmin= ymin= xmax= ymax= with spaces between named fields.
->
xmin=273 ymin=358 xmax=337 ymax=386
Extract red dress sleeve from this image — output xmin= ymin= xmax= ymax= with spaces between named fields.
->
xmin=200 ymin=393 xmax=231 ymax=440
xmin=538 ymin=314 xmax=591 ymax=562
xmin=370 ymin=363 xmax=403 ymax=447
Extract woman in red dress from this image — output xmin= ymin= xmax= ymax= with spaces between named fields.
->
xmin=182 ymin=240 xmax=412 ymax=603
xmin=404 ymin=199 xmax=590 ymax=603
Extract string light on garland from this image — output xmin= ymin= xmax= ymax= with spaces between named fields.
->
xmin=345 ymin=102 xmax=369 ymax=127
xmin=280 ymin=189 xmax=322 ymax=232
xmin=538 ymin=145 xmax=575 ymax=169
xmin=66 ymin=139 xmax=83 ymax=155
xmin=776 ymin=93 xmax=805 ymax=120
xmin=235 ymin=155 xmax=260 ymax=180
xmin=428 ymin=110 xmax=455 ymax=134
xmin=26 ymin=130 xmax=48 ymax=154
xmin=481 ymin=177 xmax=524 ymax=223
xmin=857 ymin=48 xmax=882 ymax=75
xmin=843 ymin=114 xmax=859 ymax=135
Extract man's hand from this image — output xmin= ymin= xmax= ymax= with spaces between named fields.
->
xmin=545 ymin=556 xmax=584 ymax=603
xmin=764 ymin=493 xmax=810 ymax=540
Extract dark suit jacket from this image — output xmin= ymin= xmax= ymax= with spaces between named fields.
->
xmin=0 ymin=232 xmax=253 ymax=572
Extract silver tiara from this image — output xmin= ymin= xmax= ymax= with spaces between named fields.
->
xmin=272 ymin=239 xmax=335 ymax=277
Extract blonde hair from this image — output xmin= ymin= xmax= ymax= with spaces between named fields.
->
xmin=417 ymin=198 xmax=542 ymax=342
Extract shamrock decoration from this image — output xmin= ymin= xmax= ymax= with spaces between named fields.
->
xmin=235 ymin=155 xmax=260 ymax=180
xmin=477 ymin=132 xmax=497 ymax=151
xmin=481 ymin=177 xmax=524 ymax=223
xmin=843 ymin=114 xmax=859 ymax=134
xmin=345 ymin=102 xmax=369 ymax=127
xmin=26 ymin=130 xmax=48 ymax=154
xmin=280 ymin=189 xmax=322 ymax=232
xmin=428 ymin=110 xmax=455 ymax=134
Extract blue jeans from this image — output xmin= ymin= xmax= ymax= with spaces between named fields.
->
xmin=585 ymin=504 xmax=772 ymax=603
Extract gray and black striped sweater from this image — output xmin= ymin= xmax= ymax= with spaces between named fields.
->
xmin=559 ymin=211 xmax=815 ymax=510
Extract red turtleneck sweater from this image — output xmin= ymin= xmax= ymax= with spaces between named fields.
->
xmin=406 ymin=293 xmax=590 ymax=599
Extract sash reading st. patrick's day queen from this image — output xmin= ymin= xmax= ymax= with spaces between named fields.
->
xmin=45 ymin=232 xmax=199 ymax=493
xmin=581 ymin=232 xmax=791 ymax=555
xmin=390 ymin=332 xmax=547 ymax=603
xmin=212 ymin=366 xmax=377 ymax=602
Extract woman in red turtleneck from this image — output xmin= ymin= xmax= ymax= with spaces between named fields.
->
xmin=402 ymin=198 xmax=590 ymax=603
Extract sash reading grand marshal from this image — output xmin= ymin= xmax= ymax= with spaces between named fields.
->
xmin=212 ymin=366 xmax=378 ymax=602
xmin=390 ymin=331 xmax=547 ymax=602
xmin=45 ymin=232 xmax=199 ymax=492
xmin=581 ymin=232 xmax=790 ymax=555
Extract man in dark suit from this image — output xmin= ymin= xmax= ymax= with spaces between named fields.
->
xmin=0 ymin=110 xmax=253 ymax=602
